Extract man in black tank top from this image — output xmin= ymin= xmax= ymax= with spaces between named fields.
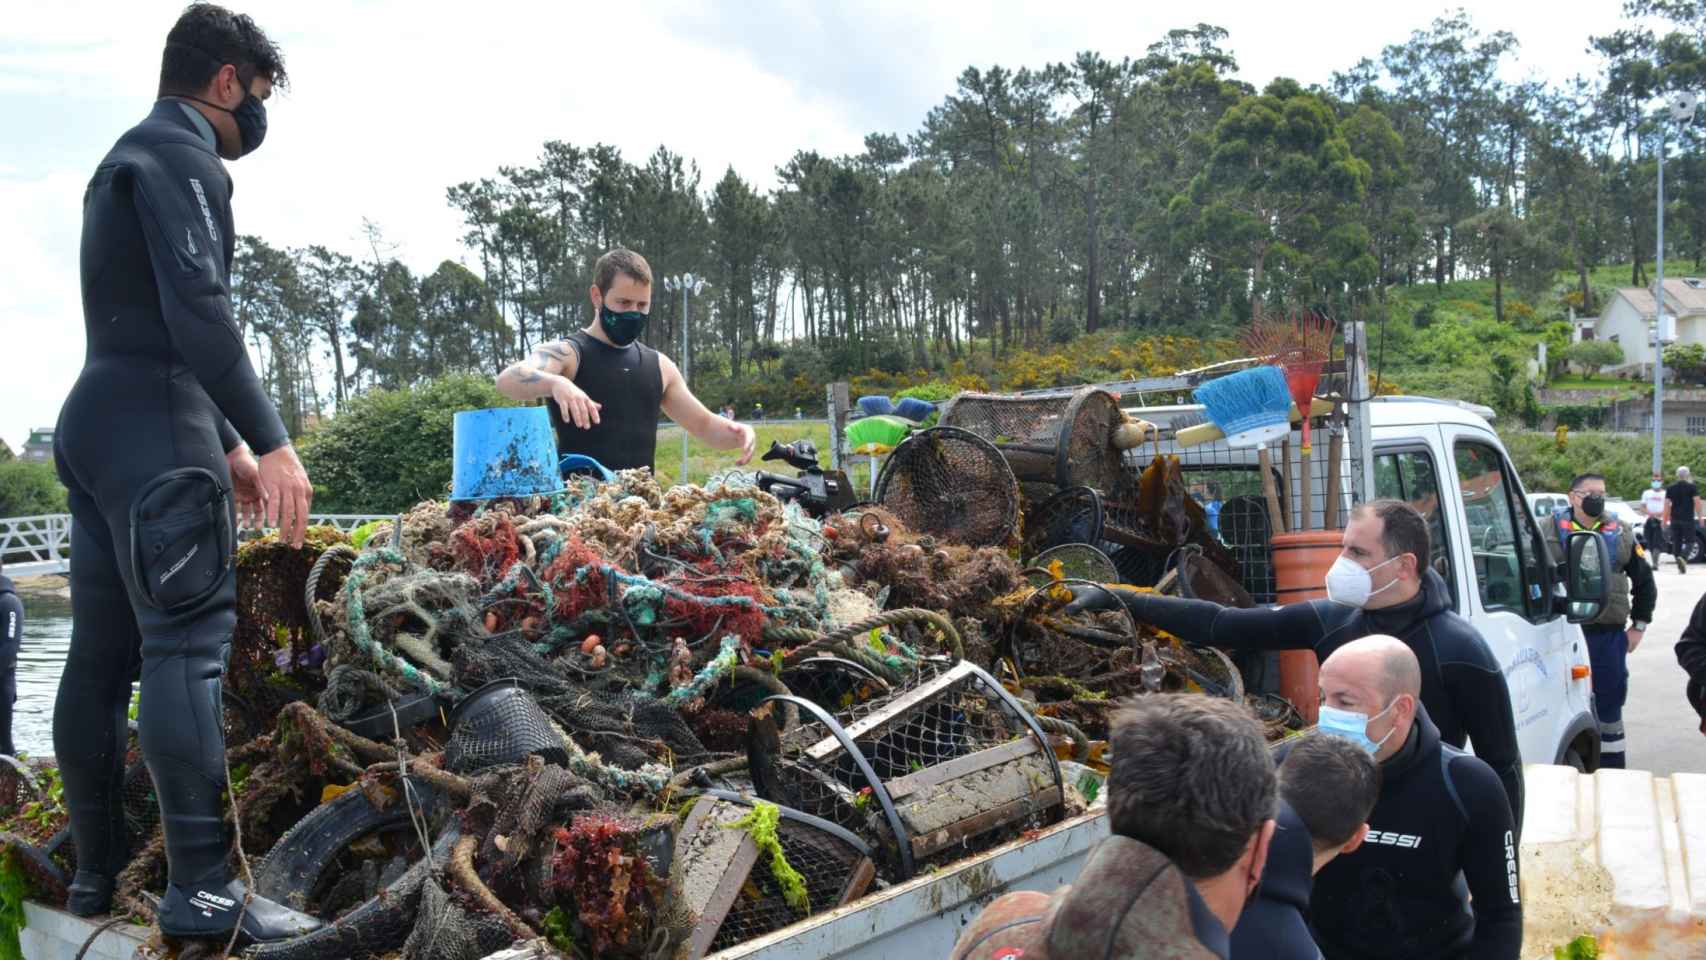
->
xmin=495 ymin=248 xmax=756 ymax=472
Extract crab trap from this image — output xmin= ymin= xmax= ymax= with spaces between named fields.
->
xmin=747 ymin=659 xmax=1064 ymax=881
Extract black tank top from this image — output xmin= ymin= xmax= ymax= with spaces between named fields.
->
xmin=547 ymin=330 xmax=663 ymax=472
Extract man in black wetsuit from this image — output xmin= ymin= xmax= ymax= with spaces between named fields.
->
xmin=52 ymin=4 xmax=319 ymax=943
xmin=0 ymin=562 xmax=20 ymax=756
xmin=1676 ymin=591 xmax=1706 ymax=737
xmin=1230 ymin=734 xmax=1380 ymax=959
xmin=494 ymin=248 xmax=756 ymax=472
xmin=1293 ymin=637 xmax=1520 ymax=960
xmin=1072 ymin=498 xmax=1525 ymax=835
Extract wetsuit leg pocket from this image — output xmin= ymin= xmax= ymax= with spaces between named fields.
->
xmin=129 ymin=467 xmax=231 ymax=613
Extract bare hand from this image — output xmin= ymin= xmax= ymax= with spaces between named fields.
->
xmin=1626 ymin=628 xmax=1644 ymax=653
xmin=733 ymin=422 xmax=757 ymax=465
xmin=551 ymin=378 xmax=601 ymax=430
xmin=256 ymin=444 xmax=312 ymax=548
xmin=226 ymin=444 xmax=263 ymax=530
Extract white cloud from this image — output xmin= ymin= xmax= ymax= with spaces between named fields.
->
xmin=0 ymin=0 xmax=1633 ymax=455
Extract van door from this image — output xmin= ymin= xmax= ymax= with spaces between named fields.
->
xmin=1444 ymin=430 xmax=1578 ymax=765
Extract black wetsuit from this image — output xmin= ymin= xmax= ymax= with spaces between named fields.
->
xmin=546 ymin=329 xmax=663 ymax=472
xmin=1676 ymin=591 xmax=1706 ymax=723
xmin=52 ymin=100 xmax=315 ymax=940
xmin=1229 ymin=801 xmax=1322 ymax=960
xmin=0 ymin=575 xmax=21 ymax=756
xmin=1112 ymin=569 xmax=1525 ymax=838
xmin=1276 ymin=711 xmax=1521 ymax=960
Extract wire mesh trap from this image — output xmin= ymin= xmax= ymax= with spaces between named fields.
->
xmin=874 ymin=426 xmax=1020 ymax=548
xmin=1020 ymin=485 xmax=1106 ymax=557
xmin=750 ymin=659 xmax=1063 ymax=879
xmin=1024 ymin=543 xmax=1120 ymax=586
xmin=939 ymin=386 xmax=1129 ymax=493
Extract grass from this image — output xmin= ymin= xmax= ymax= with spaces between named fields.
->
xmin=1545 ymin=374 xmax=1635 ymax=390
xmin=652 ymin=421 xmax=881 ymax=493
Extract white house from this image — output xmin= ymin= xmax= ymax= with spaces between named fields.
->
xmin=1587 ymin=277 xmax=1706 ymax=372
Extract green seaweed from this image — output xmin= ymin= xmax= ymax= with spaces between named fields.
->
xmin=725 ymin=800 xmax=809 ymax=915
xmin=541 ymin=905 xmax=576 ymax=954
xmin=1553 ymin=935 xmax=1598 ymax=960
xmin=0 ymin=849 xmax=29 ymax=960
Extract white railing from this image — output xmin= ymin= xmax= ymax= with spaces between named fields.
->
xmin=0 ymin=514 xmax=73 ymax=578
xmin=0 ymin=513 xmax=394 ymax=577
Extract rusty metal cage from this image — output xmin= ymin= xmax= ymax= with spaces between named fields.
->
xmin=750 ymin=660 xmax=1064 ymax=881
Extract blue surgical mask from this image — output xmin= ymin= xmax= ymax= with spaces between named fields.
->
xmin=1317 ymin=700 xmax=1399 ymax=754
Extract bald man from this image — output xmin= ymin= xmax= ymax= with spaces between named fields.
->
xmin=1276 ymin=636 xmax=1521 ymax=960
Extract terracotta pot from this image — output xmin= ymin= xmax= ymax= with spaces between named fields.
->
xmin=1270 ymin=529 xmax=1345 ymax=725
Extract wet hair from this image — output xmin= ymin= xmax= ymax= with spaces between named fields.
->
xmin=158 ymin=3 xmax=287 ymax=98
xmin=593 ymin=248 xmax=653 ymax=294
xmin=1280 ymin=735 xmax=1381 ymax=855
xmin=1106 ymin=695 xmax=1276 ymax=879
xmin=1570 ymin=473 xmax=1606 ymax=492
xmin=1352 ymin=499 xmax=1429 ymax=574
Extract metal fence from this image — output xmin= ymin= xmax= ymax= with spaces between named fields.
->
xmin=0 ymin=513 xmax=392 ymax=577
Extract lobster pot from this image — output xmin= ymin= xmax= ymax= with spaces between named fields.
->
xmin=938 ymin=387 xmax=1127 ymax=495
xmin=755 ymin=660 xmax=1065 ymax=881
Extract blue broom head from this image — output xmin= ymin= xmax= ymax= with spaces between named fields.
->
xmin=1192 ymin=366 xmax=1293 ymax=449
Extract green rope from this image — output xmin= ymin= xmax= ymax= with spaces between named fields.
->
xmin=343 ymin=549 xmax=445 ymax=694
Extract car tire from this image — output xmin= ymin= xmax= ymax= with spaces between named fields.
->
xmin=1563 ymin=745 xmax=1589 ymax=772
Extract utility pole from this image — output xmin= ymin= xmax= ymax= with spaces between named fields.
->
xmin=663 ymin=274 xmax=707 ymax=482
xmin=1656 ymin=92 xmax=1699 ymax=482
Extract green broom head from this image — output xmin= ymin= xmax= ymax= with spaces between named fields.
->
xmin=1192 ymin=365 xmax=1292 ymax=449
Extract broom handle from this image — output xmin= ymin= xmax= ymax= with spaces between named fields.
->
xmin=1280 ymin=437 xmax=1293 ymax=532
xmin=1299 ymin=441 xmax=1314 ymax=532
xmin=1325 ymin=428 xmax=1344 ymax=529
xmin=1259 ymin=447 xmax=1288 ymax=534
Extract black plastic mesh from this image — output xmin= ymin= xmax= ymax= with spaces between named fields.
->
xmin=939 ymin=388 xmax=1125 ymax=493
xmin=706 ymin=809 xmax=873 ymax=953
xmin=443 ymin=682 xmax=570 ymax=775
xmin=874 ymin=427 xmax=1019 ymax=548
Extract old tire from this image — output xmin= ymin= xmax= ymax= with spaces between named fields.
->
xmin=252 ymin=777 xmax=446 ymax=914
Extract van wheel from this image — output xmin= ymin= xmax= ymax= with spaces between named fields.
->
xmin=1563 ymin=746 xmax=1588 ymax=772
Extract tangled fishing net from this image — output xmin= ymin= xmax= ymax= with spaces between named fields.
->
xmin=19 ymin=446 xmax=1308 ymax=960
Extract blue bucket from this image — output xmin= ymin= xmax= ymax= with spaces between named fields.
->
xmin=559 ymin=454 xmax=616 ymax=484
xmin=857 ymin=395 xmax=896 ymax=417
xmin=451 ymin=407 xmax=566 ymax=501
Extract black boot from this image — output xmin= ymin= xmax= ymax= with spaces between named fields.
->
xmin=140 ymin=603 xmax=321 ymax=944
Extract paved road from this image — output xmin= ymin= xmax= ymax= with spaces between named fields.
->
xmin=1621 ymin=564 xmax=1706 ymax=776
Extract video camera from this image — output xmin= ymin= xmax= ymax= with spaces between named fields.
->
xmin=754 ymin=439 xmax=857 ymax=518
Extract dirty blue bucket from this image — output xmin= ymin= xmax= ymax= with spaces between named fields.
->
xmin=559 ymin=454 xmax=616 ymax=484
xmin=451 ymin=407 xmax=565 ymax=501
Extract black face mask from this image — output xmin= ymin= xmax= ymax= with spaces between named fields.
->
xmin=179 ymin=88 xmax=267 ymax=158
xmin=600 ymin=304 xmax=649 ymax=347
xmin=1582 ymin=493 xmax=1605 ymax=518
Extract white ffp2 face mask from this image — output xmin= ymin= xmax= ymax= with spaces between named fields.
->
xmin=1325 ymin=554 xmax=1401 ymax=608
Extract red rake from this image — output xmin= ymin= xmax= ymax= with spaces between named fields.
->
xmin=1244 ymin=311 xmax=1336 ymax=530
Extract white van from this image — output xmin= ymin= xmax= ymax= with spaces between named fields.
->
xmin=1364 ymin=397 xmax=1600 ymax=769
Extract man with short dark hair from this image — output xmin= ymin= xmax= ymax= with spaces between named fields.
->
xmin=1553 ymin=472 xmax=1655 ymax=768
xmin=495 ymin=248 xmax=756 ymax=472
xmin=1230 ymin=734 xmax=1379 ymax=959
xmin=1674 ymin=591 xmax=1706 ymax=737
xmin=0 ymin=560 xmax=20 ymax=756
xmin=1071 ymin=498 xmax=1524 ymax=835
xmin=53 ymin=3 xmax=319 ymax=943
xmin=1300 ymin=637 xmax=1521 ymax=960
xmin=1666 ymin=466 xmax=1701 ymax=572
xmin=952 ymin=695 xmax=1278 ymax=960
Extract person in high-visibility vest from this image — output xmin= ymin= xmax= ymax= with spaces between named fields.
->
xmin=1554 ymin=472 xmax=1657 ymax=769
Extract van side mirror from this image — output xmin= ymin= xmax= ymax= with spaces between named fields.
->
xmin=1564 ymin=530 xmax=1610 ymax=624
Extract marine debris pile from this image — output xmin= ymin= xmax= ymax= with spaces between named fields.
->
xmin=0 ymin=464 xmax=1289 ymax=960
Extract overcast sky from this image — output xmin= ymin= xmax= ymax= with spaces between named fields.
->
xmin=0 ymin=0 xmax=1635 ymax=457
